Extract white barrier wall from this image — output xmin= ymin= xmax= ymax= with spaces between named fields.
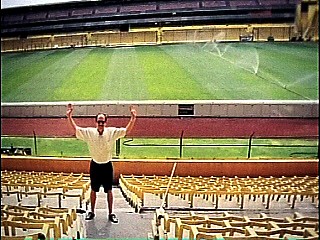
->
xmin=1 ymin=100 xmax=318 ymax=118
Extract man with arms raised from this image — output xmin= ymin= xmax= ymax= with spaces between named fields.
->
xmin=66 ymin=103 xmax=137 ymax=222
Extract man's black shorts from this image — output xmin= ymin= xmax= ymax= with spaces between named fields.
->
xmin=90 ymin=160 xmax=113 ymax=192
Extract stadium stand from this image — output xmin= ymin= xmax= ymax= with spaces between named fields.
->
xmin=1 ymin=170 xmax=90 ymax=209
xmin=120 ymin=2 xmax=157 ymax=13
xmin=153 ymin=210 xmax=319 ymax=239
xmin=229 ymin=0 xmax=257 ymax=7
xmin=2 ymin=170 xmax=318 ymax=239
xmin=202 ymin=0 xmax=228 ymax=8
xmin=25 ymin=12 xmax=48 ymax=21
xmin=71 ymin=7 xmax=94 ymax=17
xmin=1 ymin=0 xmax=299 ymax=37
xmin=2 ymin=0 xmax=317 ymax=52
xmin=1 ymin=170 xmax=88 ymax=239
xmin=1 ymin=204 xmax=82 ymax=239
xmin=120 ymin=175 xmax=319 ymax=212
xmin=47 ymin=9 xmax=70 ymax=19
xmin=158 ymin=1 xmax=200 ymax=10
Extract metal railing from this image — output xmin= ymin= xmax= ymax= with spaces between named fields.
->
xmin=120 ymin=131 xmax=318 ymax=159
xmin=1 ymin=132 xmax=318 ymax=159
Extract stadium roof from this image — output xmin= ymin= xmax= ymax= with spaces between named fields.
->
xmin=1 ymin=0 xmax=300 ymax=37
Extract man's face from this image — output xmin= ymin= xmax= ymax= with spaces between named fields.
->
xmin=96 ymin=114 xmax=106 ymax=131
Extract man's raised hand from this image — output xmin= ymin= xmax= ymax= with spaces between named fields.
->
xmin=130 ymin=106 xmax=137 ymax=118
xmin=66 ymin=103 xmax=74 ymax=117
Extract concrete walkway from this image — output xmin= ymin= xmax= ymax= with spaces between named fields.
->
xmin=79 ymin=188 xmax=154 ymax=239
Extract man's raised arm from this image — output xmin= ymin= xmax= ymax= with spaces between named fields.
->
xmin=66 ymin=103 xmax=78 ymax=132
xmin=126 ymin=106 xmax=137 ymax=135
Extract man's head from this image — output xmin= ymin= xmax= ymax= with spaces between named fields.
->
xmin=95 ymin=113 xmax=107 ymax=134
xmin=96 ymin=113 xmax=107 ymax=122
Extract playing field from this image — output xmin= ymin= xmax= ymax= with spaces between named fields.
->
xmin=1 ymin=42 xmax=318 ymax=102
xmin=1 ymin=42 xmax=318 ymax=159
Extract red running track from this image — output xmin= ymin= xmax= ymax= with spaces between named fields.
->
xmin=1 ymin=117 xmax=318 ymax=138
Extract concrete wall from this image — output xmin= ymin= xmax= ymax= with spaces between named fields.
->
xmin=1 ymin=100 xmax=318 ymax=118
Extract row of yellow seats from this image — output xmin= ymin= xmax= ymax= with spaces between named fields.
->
xmin=1 ymin=170 xmax=90 ymax=186
xmin=1 ymin=171 xmax=91 ymax=209
xmin=154 ymin=210 xmax=319 ymax=240
xmin=119 ymin=175 xmax=319 ymax=210
xmin=1 ymin=204 xmax=81 ymax=240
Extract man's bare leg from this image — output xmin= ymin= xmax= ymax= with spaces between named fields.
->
xmin=91 ymin=190 xmax=96 ymax=213
xmin=107 ymin=190 xmax=113 ymax=214
xmin=85 ymin=190 xmax=96 ymax=220
xmin=107 ymin=189 xmax=118 ymax=223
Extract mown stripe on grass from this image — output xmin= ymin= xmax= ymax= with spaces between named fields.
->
xmin=1 ymin=50 xmax=71 ymax=102
xmin=4 ymin=49 xmax=93 ymax=102
xmin=53 ymin=48 xmax=113 ymax=101
xmin=254 ymin=42 xmax=318 ymax=100
xmin=197 ymin=42 xmax=314 ymax=100
xmin=135 ymin=45 xmax=213 ymax=100
xmin=1 ymin=43 xmax=318 ymax=102
xmin=2 ymin=51 xmax=54 ymax=77
xmin=161 ymin=43 xmax=276 ymax=100
xmin=100 ymin=47 xmax=149 ymax=100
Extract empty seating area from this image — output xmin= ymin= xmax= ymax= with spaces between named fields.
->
xmin=47 ymin=10 xmax=69 ymax=19
xmin=1 ymin=171 xmax=318 ymax=238
xmin=120 ymin=3 xmax=157 ymax=13
xmin=1 ymin=170 xmax=90 ymax=209
xmin=1 ymin=0 xmax=299 ymax=38
xmin=153 ymin=210 xmax=319 ymax=239
xmin=1 ymin=0 xmax=298 ymax=24
xmin=120 ymin=175 xmax=319 ymax=212
xmin=71 ymin=8 xmax=95 ymax=17
xmin=25 ymin=12 xmax=47 ymax=21
xmin=229 ymin=0 xmax=258 ymax=7
xmin=202 ymin=1 xmax=228 ymax=8
xmin=1 ymin=204 xmax=82 ymax=239
xmin=1 ymin=170 xmax=90 ymax=239
xmin=94 ymin=6 xmax=119 ymax=15
xmin=258 ymin=0 xmax=290 ymax=6
xmin=159 ymin=1 xmax=200 ymax=10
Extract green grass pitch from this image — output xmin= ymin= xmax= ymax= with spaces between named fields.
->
xmin=1 ymin=42 xmax=318 ymax=159
xmin=1 ymin=136 xmax=318 ymax=159
xmin=1 ymin=42 xmax=318 ymax=102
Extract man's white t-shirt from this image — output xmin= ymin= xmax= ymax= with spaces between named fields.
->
xmin=76 ymin=126 xmax=126 ymax=164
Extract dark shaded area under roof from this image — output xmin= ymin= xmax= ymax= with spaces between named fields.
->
xmin=1 ymin=0 xmax=301 ymax=37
